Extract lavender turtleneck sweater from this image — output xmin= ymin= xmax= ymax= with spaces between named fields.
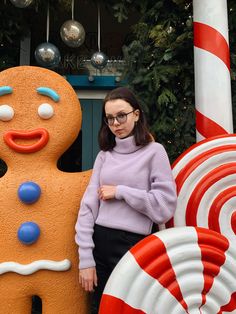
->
xmin=75 ymin=136 xmax=177 ymax=269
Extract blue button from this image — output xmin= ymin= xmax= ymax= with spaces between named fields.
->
xmin=18 ymin=181 xmax=41 ymax=204
xmin=17 ymin=222 xmax=40 ymax=245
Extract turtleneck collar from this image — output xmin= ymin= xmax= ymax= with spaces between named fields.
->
xmin=113 ymin=136 xmax=142 ymax=154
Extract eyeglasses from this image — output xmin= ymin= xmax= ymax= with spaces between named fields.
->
xmin=104 ymin=110 xmax=135 ymax=126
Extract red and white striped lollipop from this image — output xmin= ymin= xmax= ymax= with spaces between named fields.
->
xmin=99 ymin=227 xmax=236 ymax=313
xmin=193 ymin=0 xmax=233 ymax=141
xmin=167 ymin=134 xmax=236 ymax=243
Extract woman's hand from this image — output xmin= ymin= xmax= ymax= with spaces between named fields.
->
xmin=79 ymin=267 xmax=98 ymax=292
xmin=98 ymin=185 xmax=116 ymax=200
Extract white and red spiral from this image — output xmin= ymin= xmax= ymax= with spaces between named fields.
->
xmin=167 ymin=134 xmax=236 ymax=244
xmin=99 ymin=227 xmax=236 ymax=313
xmin=193 ymin=0 xmax=233 ymax=141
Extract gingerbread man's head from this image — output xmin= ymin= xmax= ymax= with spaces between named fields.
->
xmin=0 ymin=66 xmax=81 ymax=164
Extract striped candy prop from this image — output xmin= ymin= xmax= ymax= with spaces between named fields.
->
xmin=166 ymin=134 xmax=236 ymax=243
xmin=99 ymin=227 xmax=236 ymax=314
xmin=193 ymin=0 xmax=233 ymax=141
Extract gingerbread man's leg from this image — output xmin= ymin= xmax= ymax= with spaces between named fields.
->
xmin=42 ymin=292 xmax=90 ymax=314
xmin=41 ymin=274 xmax=90 ymax=314
xmin=0 ymin=296 xmax=32 ymax=314
xmin=0 ymin=275 xmax=33 ymax=313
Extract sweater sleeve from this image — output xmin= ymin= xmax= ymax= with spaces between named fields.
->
xmin=115 ymin=144 xmax=177 ymax=224
xmin=75 ymin=151 xmax=104 ymax=269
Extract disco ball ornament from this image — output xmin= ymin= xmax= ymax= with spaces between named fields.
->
xmin=60 ymin=20 xmax=85 ymax=48
xmin=91 ymin=51 xmax=108 ymax=69
xmin=9 ymin=0 xmax=33 ymax=8
xmin=35 ymin=42 xmax=61 ymax=68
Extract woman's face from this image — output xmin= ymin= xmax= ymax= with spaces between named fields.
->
xmin=104 ymin=99 xmax=140 ymax=139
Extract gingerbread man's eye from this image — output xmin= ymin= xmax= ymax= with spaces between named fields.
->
xmin=0 ymin=105 xmax=14 ymax=121
xmin=38 ymin=103 xmax=54 ymax=120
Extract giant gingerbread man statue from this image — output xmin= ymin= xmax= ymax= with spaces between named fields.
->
xmin=0 ymin=66 xmax=90 ymax=313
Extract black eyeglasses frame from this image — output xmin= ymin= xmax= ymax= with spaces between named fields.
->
xmin=104 ymin=110 xmax=135 ymax=126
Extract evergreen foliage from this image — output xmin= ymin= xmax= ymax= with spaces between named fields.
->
xmin=122 ymin=0 xmax=194 ymax=162
xmin=109 ymin=0 xmax=196 ymax=162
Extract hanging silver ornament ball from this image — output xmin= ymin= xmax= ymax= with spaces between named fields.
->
xmin=35 ymin=42 xmax=61 ymax=68
xmin=9 ymin=0 xmax=33 ymax=8
xmin=91 ymin=51 xmax=108 ymax=69
xmin=60 ymin=20 xmax=85 ymax=48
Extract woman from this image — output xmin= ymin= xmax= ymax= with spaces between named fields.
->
xmin=75 ymin=87 xmax=177 ymax=313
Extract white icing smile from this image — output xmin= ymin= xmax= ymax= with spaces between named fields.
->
xmin=0 ymin=259 xmax=71 ymax=275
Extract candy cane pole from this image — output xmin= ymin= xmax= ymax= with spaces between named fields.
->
xmin=193 ymin=0 xmax=233 ymax=141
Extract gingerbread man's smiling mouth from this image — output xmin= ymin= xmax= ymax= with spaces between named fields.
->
xmin=3 ymin=128 xmax=49 ymax=153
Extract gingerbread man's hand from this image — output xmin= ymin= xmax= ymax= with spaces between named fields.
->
xmin=98 ymin=185 xmax=116 ymax=200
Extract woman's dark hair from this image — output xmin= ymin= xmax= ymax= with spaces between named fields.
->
xmin=98 ymin=87 xmax=153 ymax=151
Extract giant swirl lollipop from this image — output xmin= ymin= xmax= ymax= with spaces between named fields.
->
xmin=166 ymin=134 xmax=236 ymax=244
xmin=100 ymin=227 xmax=236 ymax=313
